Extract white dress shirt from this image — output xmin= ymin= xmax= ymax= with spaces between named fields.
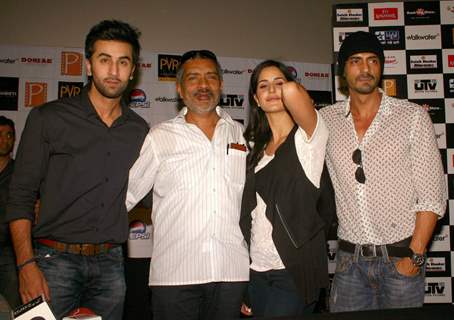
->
xmin=320 ymin=92 xmax=447 ymax=245
xmin=250 ymin=114 xmax=329 ymax=271
xmin=127 ymin=107 xmax=249 ymax=285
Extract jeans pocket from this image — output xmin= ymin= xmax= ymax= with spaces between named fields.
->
xmin=390 ymin=257 xmax=421 ymax=278
xmin=335 ymin=252 xmax=353 ymax=274
xmin=34 ymin=245 xmax=65 ymax=263
xmin=103 ymin=246 xmax=124 ymax=263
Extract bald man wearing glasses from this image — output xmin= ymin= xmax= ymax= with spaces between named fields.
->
xmin=320 ymin=31 xmax=447 ymax=312
xmin=126 ymin=50 xmax=249 ymax=319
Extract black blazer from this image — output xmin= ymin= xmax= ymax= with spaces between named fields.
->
xmin=240 ymin=126 xmax=336 ymax=304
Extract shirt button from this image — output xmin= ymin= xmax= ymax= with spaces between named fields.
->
xmin=213 ymin=188 xmax=216 ymax=192
xmin=100 ymin=203 xmax=105 ymax=208
xmin=105 ymin=177 xmax=109 ymax=183
xmin=107 ymin=151 xmax=111 ymax=156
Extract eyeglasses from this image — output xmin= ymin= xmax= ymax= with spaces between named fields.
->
xmin=179 ymin=50 xmax=218 ymax=66
xmin=352 ymin=148 xmax=366 ymax=184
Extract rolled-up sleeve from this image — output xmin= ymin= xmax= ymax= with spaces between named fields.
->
xmin=410 ymin=108 xmax=447 ymax=217
xmin=6 ymin=108 xmax=48 ymax=222
xmin=126 ymin=132 xmax=159 ymax=211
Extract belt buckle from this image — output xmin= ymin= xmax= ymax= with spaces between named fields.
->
xmin=360 ymin=244 xmax=377 ymax=257
xmin=81 ymin=244 xmax=95 ymax=256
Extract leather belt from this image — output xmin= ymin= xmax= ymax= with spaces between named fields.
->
xmin=36 ymin=239 xmax=117 ymax=256
xmin=338 ymin=237 xmax=413 ymax=258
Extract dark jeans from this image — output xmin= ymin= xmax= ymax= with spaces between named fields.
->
xmin=248 ymin=269 xmax=315 ymax=318
xmin=330 ymin=248 xmax=425 ymax=312
xmin=0 ymin=245 xmax=20 ymax=308
xmin=151 ymin=281 xmax=247 ymax=320
xmin=35 ymin=244 xmax=126 ymax=320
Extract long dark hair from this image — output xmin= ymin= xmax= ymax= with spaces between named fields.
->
xmin=244 ymin=60 xmax=296 ymax=171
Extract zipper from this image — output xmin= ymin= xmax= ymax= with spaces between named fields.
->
xmin=275 ymin=203 xmax=298 ymax=248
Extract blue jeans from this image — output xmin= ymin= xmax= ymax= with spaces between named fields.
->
xmin=35 ymin=244 xmax=126 ymax=320
xmin=0 ymin=245 xmax=21 ymax=308
xmin=249 ymin=269 xmax=315 ymax=318
xmin=329 ymin=246 xmax=425 ymax=313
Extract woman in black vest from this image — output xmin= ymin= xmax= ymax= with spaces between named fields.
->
xmin=240 ymin=60 xmax=335 ymax=318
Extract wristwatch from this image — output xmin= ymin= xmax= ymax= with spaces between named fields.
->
xmin=411 ymin=251 xmax=426 ymax=267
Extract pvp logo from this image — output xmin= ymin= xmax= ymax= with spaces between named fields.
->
xmin=129 ymin=220 xmax=150 ymax=240
xmin=129 ymin=89 xmax=150 ymax=108
xmin=58 ymin=81 xmax=84 ymax=98
xmin=158 ymin=54 xmax=181 ymax=81
xmin=61 ymin=51 xmax=83 ymax=76
xmin=25 ymin=82 xmax=47 ymax=107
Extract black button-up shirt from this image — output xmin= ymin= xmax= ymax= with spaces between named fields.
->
xmin=6 ymin=87 xmax=148 ymax=244
xmin=0 ymin=160 xmax=14 ymax=244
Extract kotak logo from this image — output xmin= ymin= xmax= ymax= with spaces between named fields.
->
xmin=21 ymin=57 xmax=52 ymax=64
xmin=61 ymin=52 xmax=83 ymax=76
xmin=25 ymin=82 xmax=47 ymax=107
xmin=374 ymin=8 xmax=398 ymax=20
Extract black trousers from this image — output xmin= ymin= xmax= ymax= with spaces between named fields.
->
xmin=151 ymin=281 xmax=247 ymax=320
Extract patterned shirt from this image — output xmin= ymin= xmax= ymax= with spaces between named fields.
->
xmin=126 ymin=107 xmax=249 ymax=285
xmin=319 ymin=92 xmax=447 ymax=245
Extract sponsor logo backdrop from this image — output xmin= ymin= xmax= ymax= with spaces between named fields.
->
xmin=0 ymin=45 xmax=332 ymax=258
xmin=333 ymin=0 xmax=454 ymax=304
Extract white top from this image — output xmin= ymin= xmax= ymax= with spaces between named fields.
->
xmin=126 ymin=107 xmax=249 ymax=285
xmin=319 ymin=91 xmax=447 ymax=245
xmin=250 ymin=113 xmax=329 ymax=271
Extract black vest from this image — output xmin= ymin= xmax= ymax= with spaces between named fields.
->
xmin=240 ymin=126 xmax=336 ymax=304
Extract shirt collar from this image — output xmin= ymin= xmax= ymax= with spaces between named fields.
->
xmin=343 ymin=88 xmax=392 ymax=117
xmin=174 ymin=106 xmax=235 ymax=126
xmin=81 ymin=85 xmax=131 ymax=121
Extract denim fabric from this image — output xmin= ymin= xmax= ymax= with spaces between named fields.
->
xmin=0 ymin=246 xmax=20 ymax=308
xmin=248 ymin=269 xmax=316 ymax=318
xmin=329 ymin=247 xmax=425 ymax=313
xmin=151 ymin=282 xmax=247 ymax=320
xmin=35 ymin=244 xmax=126 ymax=320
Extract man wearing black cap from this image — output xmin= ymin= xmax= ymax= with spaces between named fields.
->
xmin=320 ymin=31 xmax=446 ymax=312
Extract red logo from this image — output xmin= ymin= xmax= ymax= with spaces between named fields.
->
xmin=25 ymin=82 xmax=47 ymax=107
xmin=61 ymin=52 xmax=83 ymax=76
xmin=374 ymin=8 xmax=398 ymax=20
xmin=449 ymin=55 xmax=454 ymax=68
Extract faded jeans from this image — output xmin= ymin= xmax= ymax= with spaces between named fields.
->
xmin=329 ymin=246 xmax=425 ymax=312
xmin=35 ymin=243 xmax=126 ymax=320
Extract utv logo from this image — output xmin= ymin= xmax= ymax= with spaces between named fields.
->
xmin=414 ymin=79 xmax=437 ymax=92
xmin=425 ymin=282 xmax=445 ymax=296
xmin=410 ymin=55 xmax=437 ymax=69
xmin=220 ymin=94 xmax=244 ymax=108
xmin=336 ymin=8 xmax=364 ymax=22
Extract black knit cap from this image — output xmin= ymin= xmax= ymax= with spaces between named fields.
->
xmin=337 ymin=31 xmax=384 ymax=76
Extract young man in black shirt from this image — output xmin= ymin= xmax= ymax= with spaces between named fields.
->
xmin=6 ymin=20 xmax=148 ymax=319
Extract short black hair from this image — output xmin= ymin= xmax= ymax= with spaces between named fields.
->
xmin=85 ymin=20 xmax=141 ymax=64
xmin=0 ymin=116 xmax=15 ymax=135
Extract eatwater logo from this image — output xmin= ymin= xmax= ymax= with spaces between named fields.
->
xmin=374 ymin=8 xmax=398 ymax=20
xmin=222 ymin=69 xmax=245 ymax=75
xmin=0 ymin=58 xmax=17 ymax=64
xmin=61 ymin=52 xmax=83 ymax=76
xmin=25 ymin=82 xmax=47 ymax=107
xmin=406 ymin=33 xmax=440 ymax=41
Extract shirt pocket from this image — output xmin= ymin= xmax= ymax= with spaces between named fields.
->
xmin=225 ymin=149 xmax=246 ymax=186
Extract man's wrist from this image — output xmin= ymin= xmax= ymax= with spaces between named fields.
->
xmin=17 ymin=257 xmax=37 ymax=270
